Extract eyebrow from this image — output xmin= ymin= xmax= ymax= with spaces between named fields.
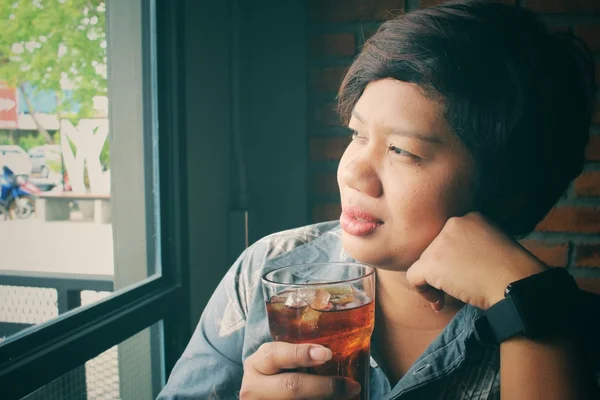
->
xmin=351 ymin=110 xmax=444 ymax=145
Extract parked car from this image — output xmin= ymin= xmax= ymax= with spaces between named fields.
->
xmin=28 ymin=145 xmax=62 ymax=178
xmin=0 ymin=145 xmax=33 ymax=177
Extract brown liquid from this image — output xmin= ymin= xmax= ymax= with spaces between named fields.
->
xmin=266 ymin=293 xmax=374 ymax=400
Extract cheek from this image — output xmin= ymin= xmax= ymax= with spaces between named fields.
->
xmin=386 ymin=166 xmax=472 ymax=226
xmin=436 ymin=164 xmax=475 ymax=216
xmin=337 ymin=146 xmax=353 ymax=194
xmin=388 ymin=181 xmax=444 ymax=230
xmin=336 ymin=157 xmax=344 ymax=190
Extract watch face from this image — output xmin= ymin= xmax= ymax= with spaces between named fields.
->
xmin=507 ymin=269 xmax=579 ymax=338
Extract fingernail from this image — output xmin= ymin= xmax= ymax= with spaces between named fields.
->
xmin=431 ymin=303 xmax=441 ymax=313
xmin=345 ymin=380 xmax=361 ymax=396
xmin=309 ymin=346 xmax=332 ymax=362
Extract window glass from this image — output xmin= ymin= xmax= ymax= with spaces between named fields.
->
xmin=0 ymin=0 xmax=160 ymax=342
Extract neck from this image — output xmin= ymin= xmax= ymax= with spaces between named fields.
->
xmin=374 ymin=269 xmax=463 ymax=332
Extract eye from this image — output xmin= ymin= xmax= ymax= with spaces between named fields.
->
xmin=350 ymin=130 xmax=367 ymax=143
xmin=388 ymin=145 xmax=419 ymax=160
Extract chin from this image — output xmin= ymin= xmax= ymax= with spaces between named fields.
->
xmin=341 ymin=231 xmax=414 ymax=271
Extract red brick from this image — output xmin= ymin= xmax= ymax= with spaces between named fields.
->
xmin=313 ymin=203 xmax=342 ymax=222
xmin=585 ymin=135 xmax=600 ymax=161
xmin=520 ymin=240 xmax=569 ymax=267
xmin=419 ymin=0 xmax=515 ymax=8
xmin=309 ymin=136 xmax=350 ymax=161
xmin=575 ymin=243 xmax=600 ymax=267
xmin=576 ymin=278 xmax=600 ymax=294
xmin=308 ymin=0 xmax=404 ymax=23
xmin=575 ymin=25 xmax=600 ymax=52
xmin=574 ymin=172 xmax=600 ymax=197
xmin=525 ymin=0 xmax=600 ymax=14
xmin=536 ymin=207 xmax=600 ymax=233
xmin=310 ymin=34 xmax=356 ymax=58
xmin=313 ymin=172 xmax=339 ymax=195
xmin=313 ymin=102 xmax=342 ymax=127
xmin=310 ymin=67 xmax=348 ymax=93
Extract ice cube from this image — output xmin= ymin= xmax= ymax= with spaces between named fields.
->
xmin=300 ymin=306 xmax=322 ymax=333
xmin=310 ymin=288 xmax=331 ymax=310
xmin=268 ymin=301 xmax=286 ymax=313
xmin=280 ymin=288 xmax=332 ymax=310
xmin=353 ymin=290 xmax=371 ymax=305
xmin=327 ymin=285 xmax=355 ymax=295
xmin=284 ymin=290 xmax=306 ymax=309
xmin=297 ymin=288 xmax=331 ymax=311
xmin=337 ymin=301 xmax=360 ymax=310
xmin=329 ymin=289 xmax=372 ymax=310
xmin=270 ymin=293 xmax=289 ymax=303
xmin=330 ymin=294 xmax=355 ymax=306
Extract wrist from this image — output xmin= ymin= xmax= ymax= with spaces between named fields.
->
xmin=485 ymin=260 xmax=546 ymax=309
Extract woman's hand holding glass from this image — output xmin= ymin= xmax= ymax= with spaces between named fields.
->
xmin=240 ymin=342 xmax=361 ymax=400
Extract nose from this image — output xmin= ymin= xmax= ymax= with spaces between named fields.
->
xmin=340 ymin=152 xmax=383 ymax=198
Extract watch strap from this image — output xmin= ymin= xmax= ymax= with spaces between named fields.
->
xmin=474 ymin=296 xmax=525 ymax=344
xmin=474 ymin=269 xmax=581 ymax=345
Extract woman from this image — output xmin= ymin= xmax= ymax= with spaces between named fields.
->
xmin=159 ymin=1 xmax=599 ymax=398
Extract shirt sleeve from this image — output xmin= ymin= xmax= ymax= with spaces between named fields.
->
xmin=157 ymin=252 xmax=253 ymax=400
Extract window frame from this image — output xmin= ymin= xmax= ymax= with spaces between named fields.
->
xmin=0 ymin=0 xmax=190 ymax=398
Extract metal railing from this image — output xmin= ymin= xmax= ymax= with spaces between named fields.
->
xmin=0 ymin=270 xmax=114 ymax=339
xmin=0 ymin=270 xmax=114 ymax=399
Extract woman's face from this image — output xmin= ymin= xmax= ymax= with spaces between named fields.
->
xmin=338 ymin=79 xmax=475 ymax=270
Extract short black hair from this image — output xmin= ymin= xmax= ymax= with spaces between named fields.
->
xmin=338 ymin=0 xmax=597 ymax=236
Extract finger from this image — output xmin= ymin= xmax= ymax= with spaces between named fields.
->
xmin=431 ymin=293 xmax=445 ymax=312
xmin=406 ymin=263 xmax=445 ymax=310
xmin=406 ymin=267 xmax=443 ymax=302
xmin=250 ymin=342 xmax=333 ymax=376
xmin=416 ymin=285 xmax=444 ymax=305
xmin=255 ymin=373 xmax=361 ymax=400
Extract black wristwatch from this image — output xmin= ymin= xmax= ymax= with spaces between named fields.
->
xmin=473 ymin=268 xmax=581 ymax=344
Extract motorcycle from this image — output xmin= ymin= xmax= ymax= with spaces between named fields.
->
xmin=0 ymin=166 xmax=40 ymax=219
xmin=0 ymin=204 xmax=8 ymax=221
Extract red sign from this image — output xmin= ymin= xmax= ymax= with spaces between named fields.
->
xmin=0 ymin=83 xmax=17 ymax=129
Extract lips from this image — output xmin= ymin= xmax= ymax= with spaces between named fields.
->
xmin=340 ymin=206 xmax=384 ymax=236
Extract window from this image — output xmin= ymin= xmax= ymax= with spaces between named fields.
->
xmin=22 ymin=322 xmax=162 ymax=400
xmin=0 ymin=0 xmax=158 ymax=342
xmin=0 ymin=1 xmax=190 ymax=398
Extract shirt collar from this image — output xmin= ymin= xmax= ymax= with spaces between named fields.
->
xmin=381 ymin=304 xmax=487 ymax=398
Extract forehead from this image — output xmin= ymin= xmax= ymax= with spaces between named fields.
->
xmin=352 ymin=79 xmax=452 ymax=140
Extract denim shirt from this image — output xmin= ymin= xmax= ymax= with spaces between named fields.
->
xmin=158 ymin=221 xmax=502 ymax=399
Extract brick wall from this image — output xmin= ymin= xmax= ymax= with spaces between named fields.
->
xmin=306 ymin=0 xmax=600 ymax=290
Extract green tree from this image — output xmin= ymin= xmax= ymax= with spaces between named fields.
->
xmin=0 ymin=0 xmax=107 ymax=142
xmin=18 ymin=133 xmax=47 ymax=152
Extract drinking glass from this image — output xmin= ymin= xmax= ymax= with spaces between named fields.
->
xmin=262 ymin=262 xmax=375 ymax=400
